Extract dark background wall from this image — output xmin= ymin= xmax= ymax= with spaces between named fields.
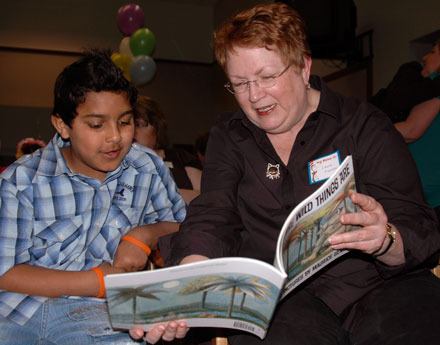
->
xmin=0 ymin=0 xmax=438 ymax=157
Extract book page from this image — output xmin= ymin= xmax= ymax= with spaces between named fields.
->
xmin=273 ymin=156 xmax=358 ymax=297
xmin=105 ymin=257 xmax=286 ymax=339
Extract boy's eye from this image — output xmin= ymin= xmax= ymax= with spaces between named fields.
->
xmin=88 ymin=122 xmax=103 ymax=129
xmin=119 ymin=117 xmax=133 ymax=126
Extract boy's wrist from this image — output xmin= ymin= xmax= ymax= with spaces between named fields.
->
xmin=124 ymin=227 xmax=155 ymax=249
xmin=91 ymin=267 xmax=105 ymax=298
xmin=121 ymin=235 xmax=152 ymax=256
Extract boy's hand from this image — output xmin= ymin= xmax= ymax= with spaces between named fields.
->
xmin=113 ymin=223 xmax=180 ymax=272
xmin=98 ymin=262 xmax=127 ymax=275
xmin=113 ymin=232 xmax=150 ymax=272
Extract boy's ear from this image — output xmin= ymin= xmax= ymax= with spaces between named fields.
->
xmin=51 ymin=115 xmax=70 ymax=140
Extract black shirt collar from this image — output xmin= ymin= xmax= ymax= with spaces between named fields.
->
xmin=310 ymin=75 xmax=339 ymax=120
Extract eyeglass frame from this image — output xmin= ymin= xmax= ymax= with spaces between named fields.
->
xmin=224 ymin=64 xmax=292 ymax=94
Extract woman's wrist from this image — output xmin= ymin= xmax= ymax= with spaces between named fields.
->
xmin=373 ymin=223 xmax=397 ymax=257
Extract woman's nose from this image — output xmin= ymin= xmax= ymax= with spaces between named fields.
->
xmin=248 ymin=81 xmax=265 ymax=102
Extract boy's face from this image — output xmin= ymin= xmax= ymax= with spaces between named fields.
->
xmin=52 ymin=91 xmax=134 ymax=181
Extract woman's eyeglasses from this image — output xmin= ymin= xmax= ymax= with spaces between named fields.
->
xmin=224 ymin=64 xmax=291 ymax=94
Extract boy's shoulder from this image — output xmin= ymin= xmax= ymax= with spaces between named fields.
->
xmin=125 ymin=143 xmax=168 ymax=175
xmin=1 ymin=150 xmax=45 ymax=185
xmin=0 ymin=138 xmax=62 ymax=189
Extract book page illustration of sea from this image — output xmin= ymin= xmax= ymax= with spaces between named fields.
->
xmin=106 ymin=258 xmax=285 ymax=338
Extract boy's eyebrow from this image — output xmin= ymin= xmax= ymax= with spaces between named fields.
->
xmin=82 ymin=110 xmax=134 ymax=119
xmin=118 ymin=110 xmax=134 ymax=117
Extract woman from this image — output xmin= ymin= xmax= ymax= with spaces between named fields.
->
xmin=134 ymin=95 xmax=202 ymax=204
xmin=132 ymin=3 xmax=440 ymax=344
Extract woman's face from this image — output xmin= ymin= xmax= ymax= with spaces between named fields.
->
xmin=421 ymin=44 xmax=440 ymax=77
xmin=225 ymin=46 xmax=312 ymax=136
xmin=134 ymin=118 xmax=157 ymax=149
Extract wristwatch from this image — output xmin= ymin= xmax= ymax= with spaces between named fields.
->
xmin=374 ymin=223 xmax=396 ymax=257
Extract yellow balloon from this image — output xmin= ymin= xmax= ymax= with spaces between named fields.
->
xmin=111 ymin=52 xmax=132 ymax=80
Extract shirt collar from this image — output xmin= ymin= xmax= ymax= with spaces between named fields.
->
xmin=33 ymin=134 xmax=70 ymax=177
xmin=35 ymin=134 xmax=146 ymax=182
xmin=309 ymin=75 xmax=340 ymax=120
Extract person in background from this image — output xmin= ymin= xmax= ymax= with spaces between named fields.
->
xmin=395 ymin=40 xmax=440 ymax=219
xmin=0 ymin=50 xmax=186 ymax=344
xmin=134 ymin=95 xmax=202 ymax=204
xmin=15 ymin=137 xmax=46 ymax=159
xmin=194 ymin=131 xmax=210 ymax=167
xmin=369 ymin=47 xmax=440 ymax=124
xmin=131 ymin=3 xmax=440 ymax=344
xmin=0 ymin=138 xmax=46 ymax=173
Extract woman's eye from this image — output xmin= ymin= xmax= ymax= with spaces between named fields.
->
xmin=261 ymin=75 xmax=276 ymax=81
xmin=232 ymin=81 xmax=247 ymax=87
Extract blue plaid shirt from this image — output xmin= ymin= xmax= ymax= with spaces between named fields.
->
xmin=0 ymin=135 xmax=186 ymax=325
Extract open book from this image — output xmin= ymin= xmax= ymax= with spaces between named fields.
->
xmin=105 ymin=155 xmax=358 ymax=339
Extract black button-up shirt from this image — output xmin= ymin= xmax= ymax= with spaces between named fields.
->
xmin=164 ymin=76 xmax=439 ymax=314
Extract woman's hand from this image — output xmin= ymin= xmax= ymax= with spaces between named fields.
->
xmin=129 ymin=321 xmax=189 ymax=344
xmin=328 ymin=192 xmax=404 ymax=265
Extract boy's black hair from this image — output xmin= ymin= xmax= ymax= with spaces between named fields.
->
xmin=52 ymin=49 xmax=137 ymax=126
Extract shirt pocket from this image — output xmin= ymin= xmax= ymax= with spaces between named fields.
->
xmin=107 ymin=205 xmax=143 ymax=230
xmin=32 ymin=215 xmax=83 ymax=265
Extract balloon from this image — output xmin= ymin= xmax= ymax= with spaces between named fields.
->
xmin=111 ymin=52 xmax=132 ymax=81
xmin=130 ymin=28 xmax=156 ymax=57
xmin=130 ymin=55 xmax=156 ymax=86
xmin=116 ymin=3 xmax=145 ymax=36
xmin=119 ymin=37 xmax=133 ymax=59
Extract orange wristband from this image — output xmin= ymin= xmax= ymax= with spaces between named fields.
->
xmin=91 ymin=267 xmax=105 ymax=298
xmin=122 ymin=235 xmax=152 ymax=256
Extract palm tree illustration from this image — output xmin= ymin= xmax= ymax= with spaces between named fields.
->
xmin=179 ymin=275 xmax=227 ymax=309
xmin=108 ymin=286 xmax=164 ymax=323
xmin=180 ymin=275 xmax=271 ymax=318
xmin=237 ymin=278 xmax=270 ymax=311
xmin=212 ymin=276 xmax=271 ymax=317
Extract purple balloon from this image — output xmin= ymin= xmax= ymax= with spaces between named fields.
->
xmin=116 ymin=4 xmax=145 ymax=36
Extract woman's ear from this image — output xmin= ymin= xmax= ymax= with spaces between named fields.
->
xmin=51 ymin=115 xmax=70 ymax=140
xmin=301 ymin=56 xmax=312 ymax=85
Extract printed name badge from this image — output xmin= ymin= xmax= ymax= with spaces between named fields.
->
xmin=308 ymin=151 xmax=340 ymax=184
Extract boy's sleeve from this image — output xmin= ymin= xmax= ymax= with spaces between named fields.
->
xmin=141 ymin=158 xmax=186 ymax=225
xmin=0 ymin=178 xmax=34 ymax=276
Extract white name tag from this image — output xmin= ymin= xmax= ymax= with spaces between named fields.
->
xmin=308 ymin=151 xmax=341 ymax=184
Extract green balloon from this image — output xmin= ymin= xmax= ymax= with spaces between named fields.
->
xmin=129 ymin=28 xmax=156 ymax=56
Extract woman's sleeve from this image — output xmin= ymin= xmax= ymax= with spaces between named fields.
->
xmin=355 ymin=106 xmax=440 ymax=276
xmin=165 ymin=124 xmax=245 ymax=265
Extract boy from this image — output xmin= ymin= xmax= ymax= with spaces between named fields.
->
xmin=0 ymin=50 xmax=186 ymax=344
